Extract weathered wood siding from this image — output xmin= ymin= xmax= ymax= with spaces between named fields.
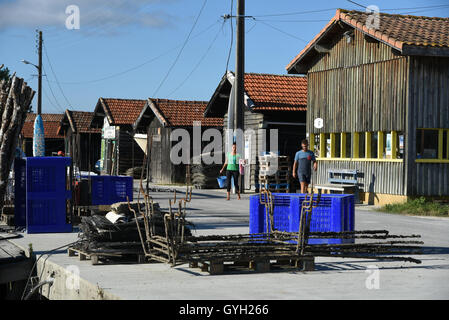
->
xmin=147 ymin=120 xmax=180 ymax=184
xmin=314 ymin=160 xmax=405 ymax=195
xmin=308 ymin=57 xmax=408 ymax=133
xmin=307 ymin=29 xmax=408 ymax=134
xmin=117 ymin=127 xmax=145 ymax=175
xmin=406 ymin=56 xmax=449 ymax=196
xmin=304 ymin=28 xmax=410 ymax=196
xmin=308 ymin=28 xmax=399 ymax=73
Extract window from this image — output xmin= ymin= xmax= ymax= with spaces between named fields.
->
xmin=314 ymin=131 xmax=405 ymax=161
xmin=357 ymin=132 xmax=365 ymax=158
xmin=416 ymin=129 xmax=449 ymax=160
xmin=371 ymin=132 xmax=378 ymax=159
xmin=344 ymin=133 xmax=352 ymax=158
xmin=416 ymin=129 xmax=439 ymax=159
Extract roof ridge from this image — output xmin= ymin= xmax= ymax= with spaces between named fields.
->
xmin=150 ymin=98 xmax=209 ymax=104
xmin=101 ymin=97 xmax=146 ymax=102
xmin=339 ymin=8 xmax=449 ymax=21
xmin=245 ymin=72 xmax=306 ymax=78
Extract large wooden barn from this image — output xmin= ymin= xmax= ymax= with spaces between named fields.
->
xmin=90 ymin=98 xmax=146 ymax=175
xmin=286 ymin=9 xmax=449 ymax=204
xmin=19 ymin=113 xmax=65 ymax=156
xmin=133 ymin=98 xmax=223 ymax=185
xmin=204 ymin=72 xmax=307 ymax=191
xmin=57 ymin=110 xmax=101 ymax=172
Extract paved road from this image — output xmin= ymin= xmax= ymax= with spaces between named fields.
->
xmin=11 ymin=186 xmax=449 ymax=299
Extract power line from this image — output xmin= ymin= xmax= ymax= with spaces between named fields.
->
xmin=42 ymin=88 xmax=64 ymax=113
xmin=43 ymin=43 xmax=73 ymax=108
xmin=254 ymin=18 xmax=330 ymax=23
xmin=45 ymin=20 xmax=220 ymax=86
xmin=167 ymin=22 xmax=222 ymax=97
xmin=225 ymin=0 xmax=234 ymax=72
xmin=252 ymin=8 xmax=337 ymax=18
xmin=152 ymin=0 xmax=208 ymax=97
xmin=346 ymin=0 xmax=367 ymax=10
xmin=255 ymin=19 xmax=309 ymax=43
xmin=383 ymin=4 xmax=449 ymax=11
xmin=42 ymin=66 xmax=66 ymax=113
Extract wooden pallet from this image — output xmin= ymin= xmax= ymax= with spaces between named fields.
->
xmin=186 ymin=256 xmax=315 ymax=275
xmin=259 ymin=164 xmax=290 ymax=171
xmin=67 ymin=247 xmax=146 ymax=265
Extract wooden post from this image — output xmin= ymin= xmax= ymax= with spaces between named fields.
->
xmin=319 ymin=133 xmax=326 ymax=158
xmin=341 ymin=133 xmax=347 ymax=158
xmin=353 ymin=132 xmax=360 ymax=158
xmin=365 ymin=132 xmax=372 ymax=159
xmin=447 ymin=130 xmax=449 ymax=160
xmin=330 ymin=133 xmax=336 ymax=158
xmin=309 ymin=133 xmax=315 ymax=153
xmin=438 ymin=129 xmax=443 ymax=160
xmin=391 ymin=131 xmax=398 ymax=159
xmin=378 ymin=131 xmax=384 ymax=159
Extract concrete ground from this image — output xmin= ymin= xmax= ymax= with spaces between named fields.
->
xmin=10 ymin=185 xmax=449 ymax=300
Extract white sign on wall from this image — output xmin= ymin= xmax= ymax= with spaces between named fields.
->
xmin=314 ymin=118 xmax=324 ymax=129
xmin=103 ymin=117 xmax=116 ymax=139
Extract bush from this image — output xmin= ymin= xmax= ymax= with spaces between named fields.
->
xmin=381 ymin=197 xmax=449 ymax=217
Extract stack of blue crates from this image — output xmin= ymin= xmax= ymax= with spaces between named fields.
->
xmin=14 ymin=157 xmax=72 ymax=233
xmin=89 ymin=175 xmax=133 ymax=205
xmin=249 ymin=193 xmax=355 ymax=244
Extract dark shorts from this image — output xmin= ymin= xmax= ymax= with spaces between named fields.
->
xmin=298 ymin=173 xmax=311 ymax=184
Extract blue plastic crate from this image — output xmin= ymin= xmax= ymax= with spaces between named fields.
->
xmin=249 ymin=193 xmax=355 ymax=244
xmin=14 ymin=157 xmax=72 ymax=233
xmin=90 ymin=175 xmax=133 ymax=205
xmin=289 ymin=194 xmax=354 ymax=244
xmin=14 ymin=158 xmax=26 ymax=228
xmin=249 ymin=194 xmax=291 ymax=234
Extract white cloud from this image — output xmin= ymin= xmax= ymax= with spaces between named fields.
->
xmin=0 ymin=0 xmax=175 ymax=32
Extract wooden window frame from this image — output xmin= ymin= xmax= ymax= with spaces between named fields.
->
xmin=415 ymin=128 xmax=449 ymax=163
xmin=315 ymin=131 xmax=403 ymax=163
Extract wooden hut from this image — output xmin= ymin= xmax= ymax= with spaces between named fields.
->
xmin=133 ymin=98 xmax=223 ymax=185
xmin=20 ymin=113 xmax=65 ymax=156
xmin=57 ymin=110 xmax=101 ymax=172
xmin=286 ymin=9 xmax=449 ymax=204
xmin=90 ymin=98 xmax=146 ymax=175
xmin=204 ymin=72 xmax=307 ymax=191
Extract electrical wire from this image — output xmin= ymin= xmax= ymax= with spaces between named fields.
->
xmin=255 ymin=19 xmax=309 ymax=43
xmin=42 ymin=67 xmax=66 ymax=113
xmin=252 ymin=8 xmax=338 ymax=18
xmin=42 ymin=88 xmax=64 ymax=114
xmin=20 ymin=240 xmax=83 ymax=300
xmin=152 ymin=0 xmax=208 ymax=97
xmin=167 ymin=21 xmax=222 ymax=97
xmin=225 ymin=0 xmax=234 ymax=73
xmin=44 ymin=20 xmax=220 ymax=86
xmin=43 ymin=43 xmax=73 ymax=108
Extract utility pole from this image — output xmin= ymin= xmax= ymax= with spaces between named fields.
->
xmin=235 ymin=0 xmax=245 ymax=192
xmin=37 ymin=30 xmax=42 ymax=115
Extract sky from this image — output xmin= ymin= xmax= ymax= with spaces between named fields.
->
xmin=1 ymin=0 xmax=449 ymax=114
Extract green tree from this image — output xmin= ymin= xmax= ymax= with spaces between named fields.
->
xmin=0 ymin=66 xmax=11 ymax=82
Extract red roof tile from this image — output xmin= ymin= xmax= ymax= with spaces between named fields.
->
xmin=101 ymin=98 xmax=146 ymax=125
xmin=287 ymin=9 xmax=449 ymax=71
xmin=21 ymin=113 xmax=64 ymax=139
xmin=244 ymin=73 xmax=307 ymax=111
xmin=60 ymin=110 xmax=101 ymax=134
xmin=149 ymin=99 xmax=223 ymax=127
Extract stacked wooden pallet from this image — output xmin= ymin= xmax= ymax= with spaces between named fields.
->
xmin=258 ymin=155 xmax=291 ymax=193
